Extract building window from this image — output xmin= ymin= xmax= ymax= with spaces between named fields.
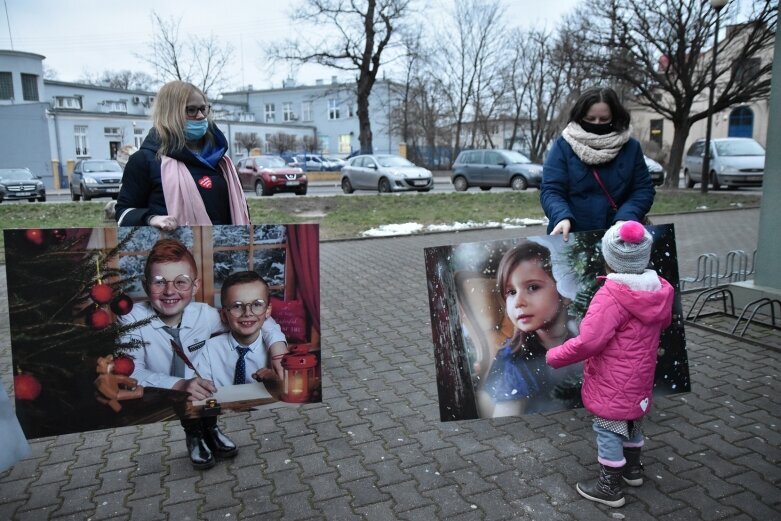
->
xmin=74 ymin=125 xmax=89 ymax=157
xmin=283 ymin=102 xmax=295 ymax=122
xmin=348 ymin=104 xmax=355 ymax=118
xmin=55 ymin=96 xmax=82 ymax=109
xmin=102 ymin=100 xmax=127 ymax=113
xmin=21 ymin=73 xmax=39 ymax=101
xmin=319 ymin=136 xmax=330 ymax=154
xmin=104 ymin=127 xmax=121 ymax=136
xmin=339 ymin=134 xmax=352 ymax=154
xmin=265 ymin=104 xmax=276 ymax=122
xmin=301 ymin=101 xmax=312 ymax=122
xmin=134 ymin=128 xmax=145 ymax=148
xmin=264 ymin=133 xmax=272 ymax=153
xmin=328 ymin=99 xmax=340 ymax=120
xmin=0 ymin=72 xmax=13 ymax=100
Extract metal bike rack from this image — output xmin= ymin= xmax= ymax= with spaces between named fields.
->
xmin=687 ymin=287 xmax=735 ymax=322
xmin=732 ymin=298 xmax=781 ymax=337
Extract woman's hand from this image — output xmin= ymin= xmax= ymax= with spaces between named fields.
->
xmin=148 ymin=215 xmax=179 ymax=231
xmin=550 ymin=219 xmax=572 ymax=242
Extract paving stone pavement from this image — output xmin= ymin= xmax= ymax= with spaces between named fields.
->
xmin=1 ymin=208 xmax=779 ymax=521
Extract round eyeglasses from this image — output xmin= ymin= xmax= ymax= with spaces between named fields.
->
xmin=224 ymin=300 xmax=268 ymax=318
xmin=147 ymin=274 xmax=194 ymax=294
xmin=185 ymin=104 xmax=211 ymax=118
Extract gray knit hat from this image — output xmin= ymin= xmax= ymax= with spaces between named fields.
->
xmin=601 ymin=221 xmax=653 ymax=274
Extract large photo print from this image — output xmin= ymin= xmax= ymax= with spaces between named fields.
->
xmin=425 ymin=224 xmax=690 ymax=421
xmin=6 ymin=224 xmax=321 ymax=439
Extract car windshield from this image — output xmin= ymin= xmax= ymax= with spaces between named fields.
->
xmin=0 ymin=169 xmax=34 ymax=180
xmin=256 ymin=156 xmax=287 ymax=168
xmin=83 ymin=161 xmax=121 ymax=173
xmin=377 ymin=156 xmax=415 ymax=167
xmin=714 ymin=140 xmax=765 ymax=157
xmin=503 ymin=151 xmax=532 ymax=164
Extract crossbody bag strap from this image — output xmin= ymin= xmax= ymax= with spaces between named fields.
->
xmin=591 ymin=168 xmax=618 ymax=211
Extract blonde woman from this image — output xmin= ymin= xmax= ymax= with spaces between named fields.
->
xmin=116 ymin=81 xmax=249 ymax=229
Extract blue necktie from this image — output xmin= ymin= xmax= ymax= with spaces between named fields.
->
xmin=234 ymin=347 xmax=250 ymax=385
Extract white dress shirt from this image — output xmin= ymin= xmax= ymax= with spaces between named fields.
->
xmin=197 ymin=332 xmax=269 ymax=388
xmin=119 ymin=301 xmax=285 ymax=389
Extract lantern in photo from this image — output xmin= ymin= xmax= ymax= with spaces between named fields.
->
xmin=281 ymin=346 xmax=318 ymax=403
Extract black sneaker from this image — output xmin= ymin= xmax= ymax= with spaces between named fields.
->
xmin=576 ymin=464 xmax=626 ymax=508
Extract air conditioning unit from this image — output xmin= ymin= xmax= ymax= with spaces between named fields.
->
xmin=131 ymin=96 xmax=140 ymax=104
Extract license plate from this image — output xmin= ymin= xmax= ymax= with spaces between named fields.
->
xmin=413 ymin=180 xmax=427 ymax=186
xmin=17 ymin=192 xmax=31 ymax=196
xmin=746 ymin=176 xmax=762 ymax=182
xmin=285 ymin=181 xmax=300 ymax=186
xmin=106 ymin=187 xmax=119 ymax=193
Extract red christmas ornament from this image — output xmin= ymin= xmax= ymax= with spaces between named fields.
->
xmin=25 ymin=229 xmax=44 ymax=246
xmin=110 ymin=293 xmax=134 ymax=316
xmin=87 ymin=308 xmax=112 ymax=330
xmin=90 ymin=283 xmax=113 ymax=305
xmin=50 ymin=229 xmax=67 ymax=242
xmin=111 ymin=354 xmax=135 ymax=376
xmin=14 ymin=373 xmax=42 ymax=401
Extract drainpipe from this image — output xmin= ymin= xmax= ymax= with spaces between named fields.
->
xmin=52 ymin=108 xmax=64 ymax=188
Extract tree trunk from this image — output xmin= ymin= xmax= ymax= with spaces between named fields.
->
xmin=357 ymin=83 xmax=373 ymax=154
xmin=664 ymin=121 xmax=691 ymax=190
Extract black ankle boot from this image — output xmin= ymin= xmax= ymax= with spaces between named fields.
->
xmin=576 ymin=464 xmax=625 ymax=508
xmin=202 ymin=420 xmax=238 ymax=459
xmin=622 ymin=447 xmax=644 ymax=486
xmin=185 ymin=431 xmax=215 ymax=470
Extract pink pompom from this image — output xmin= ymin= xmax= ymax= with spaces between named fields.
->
xmin=618 ymin=221 xmax=646 ymax=243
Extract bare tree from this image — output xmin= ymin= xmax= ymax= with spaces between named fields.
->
xmin=43 ymin=65 xmax=58 ymax=80
xmin=235 ymin=132 xmax=261 ymax=155
xmin=581 ymin=0 xmax=776 ymax=188
xmin=78 ymin=70 xmax=156 ymax=91
xmin=268 ymin=0 xmax=414 ymax=154
xmin=301 ymin=135 xmax=319 ymax=153
xmin=267 ymin=132 xmax=299 ymax=155
xmin=140 ymin=11 xmax=234 ymax=96
xmin=433 ymin=0 xmax=505 ymax=161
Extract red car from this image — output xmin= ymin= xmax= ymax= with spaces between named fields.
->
xmin=236 ymin=155 xmax=308 ymax=196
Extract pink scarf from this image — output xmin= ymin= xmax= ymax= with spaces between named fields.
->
xmin=160 ymin=155 xmax=250 ymax=226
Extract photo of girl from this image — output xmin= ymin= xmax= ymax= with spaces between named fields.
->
xmin=478 ymin=241 xmax=583 ymax=417
xmin=424 ymin=224 xmax=689 ymax=422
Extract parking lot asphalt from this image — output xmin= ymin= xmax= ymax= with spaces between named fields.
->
xmin=1 ymin=207 xmax=779 ymax=520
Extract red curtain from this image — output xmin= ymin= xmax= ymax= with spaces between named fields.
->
xmin=287 ymin=224 xmax=320 ymax=334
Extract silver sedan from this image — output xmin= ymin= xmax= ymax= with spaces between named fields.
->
xmin=340 ymin=154 xmax=434 ymax=193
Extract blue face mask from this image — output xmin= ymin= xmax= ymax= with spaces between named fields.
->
xmin=184 ymin=119 xmax=209 ymax=141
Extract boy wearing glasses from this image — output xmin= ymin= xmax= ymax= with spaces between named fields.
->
xmin=197 ymin=271 xmax=288 ymax=387
xmin=119 ymin=239 xmax=286 ymax=469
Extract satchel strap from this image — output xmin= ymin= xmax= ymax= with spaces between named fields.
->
xmin=591 ymin=168 xmax=617 ymax=211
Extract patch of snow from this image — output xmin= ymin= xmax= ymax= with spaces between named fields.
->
xmin=361 ymin=217 xmax=546 ymax=237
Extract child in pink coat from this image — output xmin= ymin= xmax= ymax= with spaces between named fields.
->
xmin=546 ymin=221 xmax=674 ymax=508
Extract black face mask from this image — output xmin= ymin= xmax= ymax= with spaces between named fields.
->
xmin=580 ymin=120 xmax=614 ymax=135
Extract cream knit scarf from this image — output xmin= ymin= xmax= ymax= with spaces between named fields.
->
xmin=561 ymin=122 xmax=632 ymax=165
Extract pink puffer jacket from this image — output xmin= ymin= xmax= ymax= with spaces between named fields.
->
xmin=546 ymin=271 xmax=674 ymax=420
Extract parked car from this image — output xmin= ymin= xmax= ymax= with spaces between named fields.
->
xmin=644 ymin=155 xmax=666 ymax=186
xmin=236 ymin=155 xmax=308 ymax=196
xmin=341 ymin=154 xmax=433 ymax=193
xmin=683 ymin=137 xmax=765 ymax=190
xmin=294 ymin=154 xmax=339 ymax=171
xmin=324 ymin=156 xmax=346 ymax=170
xmin=451 ymin=149 xmax=542 ymax=191
xmin=0 ymin=168 xmax=46 ymax=203
xmin=70 ymin=159 xmax=123 ymax=201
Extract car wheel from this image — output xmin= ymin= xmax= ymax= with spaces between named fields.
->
xmin=511 ymin=175 xmax=528 ymax=191
xmin=255 ymin=180 xmax=271 ymax=196
xmin=28 ymin=198 xmax=35 ymax=202
xmin=71 ymin=189 xmax=80 ymax=201
xmin=111 ymin=195 xmax=118 ymax=200
xmin=480 ymin=186 xmax=491 ymax=191
xmin=81 ymin=185 xmax=92 ymax=201
xmin=295 ymin=186 xmax=308 ymax=196
xmin=38 ymin=195 xmax=46 ymax=202
xmin=453 ymin=176 xmax=468 ymax=191
xmin=378 ymin=178 xmax=391 ymax=193
xmin=341 ymin=177 xmax=354 ymax=194
xmin=417 ymin=188 xmax=432 ymax=192
xmin=685 ymin=170 xmax=695 ymax=189
xmin=711 ymin=171 xmax=721 ymax=190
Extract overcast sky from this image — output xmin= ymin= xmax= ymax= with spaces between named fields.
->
xmin=1 ymin=0 xmax=581 ymax=92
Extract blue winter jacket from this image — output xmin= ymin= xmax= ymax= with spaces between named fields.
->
xmin=115 ymin=125 xmax=233 ymax=226
xmin=540 ymin=136 xmax=655 ymax=233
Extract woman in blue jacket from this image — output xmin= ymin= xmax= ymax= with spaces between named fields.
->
xmin=541 ymin=87 xmax=654 ymax=241
xmin=116 ymin=81 xmax=249 ymax=229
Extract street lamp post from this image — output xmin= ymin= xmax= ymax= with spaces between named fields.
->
xmin=701 ymin=0 xmax=730 ymax=194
